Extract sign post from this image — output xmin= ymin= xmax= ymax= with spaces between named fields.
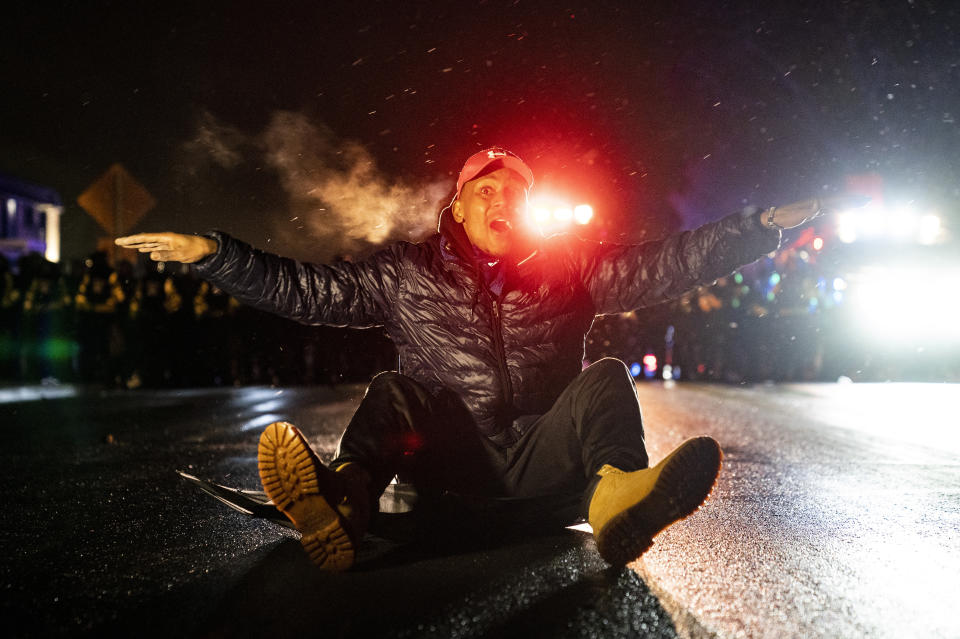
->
xmin=78 ymin=164 xmax=155 ymax=263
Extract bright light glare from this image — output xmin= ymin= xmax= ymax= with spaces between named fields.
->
xmin=860 ymin=202 xmax=886 ymax=237
xmin=919 ymin=214 xmax=941 ymax=245
xmin=850 ymin=267 xmax=960 ymax=344
xmin=0 ymin=385 xmax=79 ymax=404
xmin=573 ymin=204 xmax=593 ymax=224
xmin=812 ymin=237 xmax=824 ymax=251
xmin=529 ymin=196 xmax=594 ymax=232
xmin=800 ymin=383 xmax=960 ymax=456
xmin=834 ymin=200 xmax=944 ymax=245
xmin=837 ymin=212 xmax=858 ymax=244
xmin=889 ymin=203 xmax=918 ymax=237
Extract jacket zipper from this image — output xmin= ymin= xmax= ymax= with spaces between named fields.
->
xmin=489 ymin=296 xmax=514 ymax=405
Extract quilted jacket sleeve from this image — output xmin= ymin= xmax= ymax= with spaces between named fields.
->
xmin=191 ymin=231 xmax=398 ymax=327
xmin=576 ymin=209 xmax=781 ymax=315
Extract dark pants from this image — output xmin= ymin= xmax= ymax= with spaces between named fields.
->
xmin=331 ymin=358 xmax=649 ymax=516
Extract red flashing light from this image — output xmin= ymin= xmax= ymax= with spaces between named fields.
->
xmin=529 ymin=196 xmax=594 ymax=232
xmin=642 ymin=354 xmax=658 ymax=372
xmin=573 ymin=204 xmax=593 ymax=225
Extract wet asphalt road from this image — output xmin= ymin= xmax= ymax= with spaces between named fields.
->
xmin=2 ymin=381 xmax=958 ymax=638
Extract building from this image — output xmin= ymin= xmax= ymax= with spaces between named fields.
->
xmin=0 ymin=172 xmax=63 ymax=265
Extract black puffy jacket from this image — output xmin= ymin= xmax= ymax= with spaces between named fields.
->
xmin=193 ymin=209 xmax=779 ymax=446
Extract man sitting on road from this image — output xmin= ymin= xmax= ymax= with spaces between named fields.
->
xmin=117 ymin=147 xmax=826 ymax=571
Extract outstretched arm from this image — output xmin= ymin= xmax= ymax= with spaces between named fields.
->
xmin=115 ymin=232 xmax=218 ymax=264
xmin=116 ymin=231 xmax=398 ymax=328
xmin=579 ymin=194 xmax=867 ymax=314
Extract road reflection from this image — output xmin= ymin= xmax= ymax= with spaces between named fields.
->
xmin=784 ymin=382 xmax=960 ymax=456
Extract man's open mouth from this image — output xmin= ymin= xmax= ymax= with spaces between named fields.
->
xmin=489 ymin=219 xmax=513 ymax=233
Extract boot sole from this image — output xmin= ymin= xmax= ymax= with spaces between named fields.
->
xmin=595 ymin=436 xmax=722 ymax=566
xmin=257 ymin=422 xmax=354 ymax=571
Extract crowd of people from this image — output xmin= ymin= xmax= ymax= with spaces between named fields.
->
xmin=587 ymin=240 xmax=958 ymax=383
xmin=0 ymin=250 xmax=395 ymax=388
xmin=585 ymin=244 xmax=837 ymax=381
xmin=0 ymin=242 xmax=951 ymax=388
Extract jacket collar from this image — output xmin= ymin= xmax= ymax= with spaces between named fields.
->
xmin=438 ymin=204 xmax=476 ymax=270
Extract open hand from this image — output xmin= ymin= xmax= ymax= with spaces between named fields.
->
xmin=115 ymin=232 xmax=217 ymax=263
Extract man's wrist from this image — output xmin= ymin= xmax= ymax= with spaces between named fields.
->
xmin=760 ymin=207 xmax=784 ymax=231
xmin=202 ymin=237 xmax=219 ymax=258
xmin=191 ymin=233 xmax=222 ymax=269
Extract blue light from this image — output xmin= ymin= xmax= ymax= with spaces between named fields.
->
xmin=630 ymin=363 xmax=642 ymax=377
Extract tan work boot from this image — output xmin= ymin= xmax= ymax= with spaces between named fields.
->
xmin=257 ymin=422 xmax=371 ymax=571
xmin=588 ymin=436 xmax=722 ymax=566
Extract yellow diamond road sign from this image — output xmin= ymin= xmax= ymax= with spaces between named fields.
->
xmin=77 ymin=163 xmax=156 ymax=235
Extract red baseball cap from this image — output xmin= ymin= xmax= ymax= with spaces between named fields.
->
xmin=455 ymin=147 xmax=534 ymax=199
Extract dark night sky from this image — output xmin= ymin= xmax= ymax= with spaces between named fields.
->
xmin=2 ymin=0 xmax=958 ymax=262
